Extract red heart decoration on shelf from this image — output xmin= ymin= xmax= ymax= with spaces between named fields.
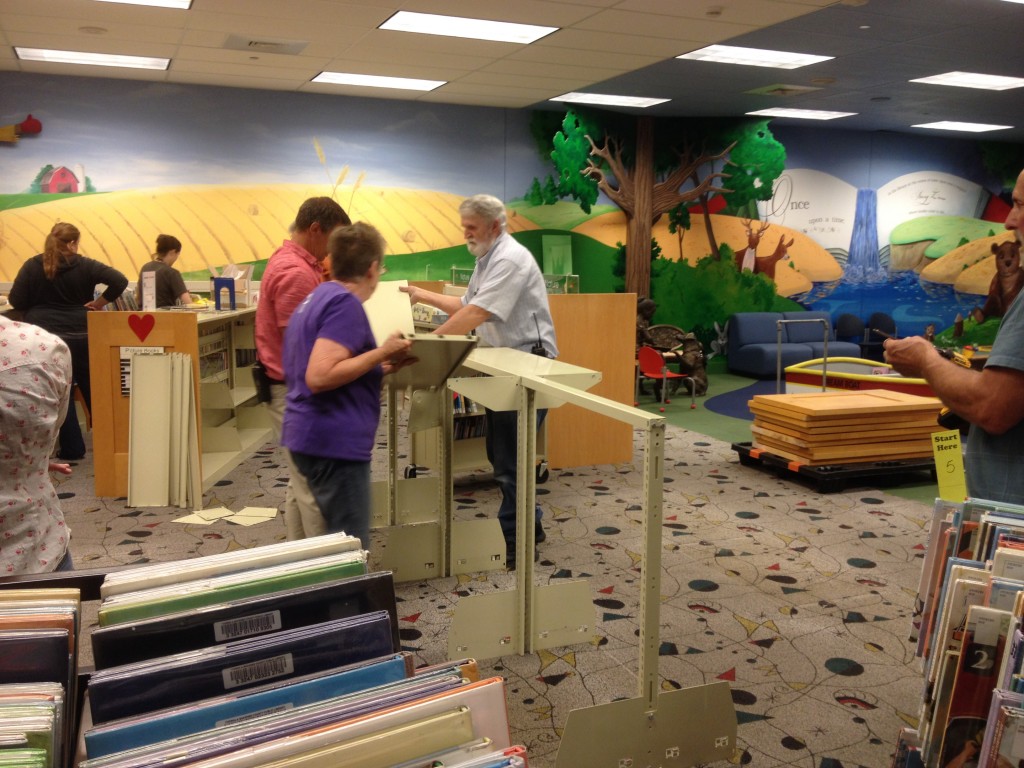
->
xmin=128 ymin=313 xmax=156 ymax=343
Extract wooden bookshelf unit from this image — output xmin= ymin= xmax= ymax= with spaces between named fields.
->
xmin=88 ymin=308 xmax=271 ymax=498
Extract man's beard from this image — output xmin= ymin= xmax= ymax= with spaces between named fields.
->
xmin=467 ymin=236 xmax=494 ymax=259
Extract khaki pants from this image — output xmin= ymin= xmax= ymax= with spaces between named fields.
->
xmin=266 ymin=384 xmax=326 ymax=540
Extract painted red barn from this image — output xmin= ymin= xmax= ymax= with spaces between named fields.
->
xmin=40 ymin=166 xmax=81 ymax=193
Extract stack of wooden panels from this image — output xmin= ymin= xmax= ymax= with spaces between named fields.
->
xmin=748 ymin=389 xmax=945 ymax=465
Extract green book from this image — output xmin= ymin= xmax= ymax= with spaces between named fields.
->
xmin=0 ymin=702 xmax=56 ymax=767
xmin=97 ymin=553 xmax=367 ymax=626
xmin=0 ymin=749 xmax=47 ymax=768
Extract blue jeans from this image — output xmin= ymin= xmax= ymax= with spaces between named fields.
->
xmin=289 ymin=451 xmax=371 ymax=549
xmin=485 ymin=408 xmax=546 ymax=547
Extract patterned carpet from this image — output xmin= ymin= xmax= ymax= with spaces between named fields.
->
xmin=53 ymin=423 xmax=932 ymax=767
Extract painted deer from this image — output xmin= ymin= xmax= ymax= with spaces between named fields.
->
xmin=755 ymin=234 xmax=794 ymax=281
xmin=735 ymin=219 xmax=769 ymax=273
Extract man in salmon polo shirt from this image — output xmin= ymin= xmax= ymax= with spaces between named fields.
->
xmin=255 ymin=197 xmax=350 ymax=540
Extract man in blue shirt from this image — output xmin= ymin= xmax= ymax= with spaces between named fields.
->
xmin=402 ymin=195 xmax=558 ymax=569
xmin=884 ymin=167 xmax=1024 ymax=504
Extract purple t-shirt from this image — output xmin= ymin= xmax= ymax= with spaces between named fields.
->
xmin=281 ymin=282 xmax=382 ymax=462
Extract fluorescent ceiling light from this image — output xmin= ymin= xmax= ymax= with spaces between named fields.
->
xmin=312 ymin=72 xmax=445 ymax=91
xmin=93 ymin=0 xmax=192 ymax=7
xmin=747 ymin=108 xmax=855 ymax=121
xmin=910 ymin=71 xmax=1024 ymax=91
xmin=912 ymin=121 xmax=1012 ymax=133
xmin=379 ymin=11 xmax=556 ymax=44
xmin=15 ymin=47 xmax=170 ymax=70
xmin=678 ymin=44 xmax=832 ymax=69
xmin=551 ymin=92 xmax=669 ymax=108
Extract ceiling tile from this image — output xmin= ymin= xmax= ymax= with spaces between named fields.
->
xmin=612 ymin=0 xmax=831 ymax=20
xmin=0 ymin=0 xmax=1019 ymax=142
xmin=572 ymin=10 xmax=757 ymax=41
xmin=505 ymin=45 xmax=663 ymax=71
xmin=535 ymin=28 xmax=701 ymax=58
xmin=392 ymin=0 xmax=607 ymax=26
xmin=480 ymin=58 xmax=624 ymax=82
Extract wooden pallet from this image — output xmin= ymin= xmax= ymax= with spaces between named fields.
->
xmin=732 ymin=442 xmax=937 ymax=493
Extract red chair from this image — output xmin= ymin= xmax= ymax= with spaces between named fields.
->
xmin=637 ymin=345 xmax=695 ymax=409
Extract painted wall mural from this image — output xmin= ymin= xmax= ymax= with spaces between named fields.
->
xmin=757 ymin=166 xmax=1015 ymax=338
xmin=1 ymin=72 xmax=1020 ymax=351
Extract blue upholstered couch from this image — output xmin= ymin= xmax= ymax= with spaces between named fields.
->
xmin=726 ymin=311 xmax=862 ymax=378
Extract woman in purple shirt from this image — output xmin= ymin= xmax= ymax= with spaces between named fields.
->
xmin=281 ymin=222 xmax=413 ymax=547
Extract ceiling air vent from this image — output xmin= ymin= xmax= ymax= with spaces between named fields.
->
xmin=223 ymin=34 xmax=307 ymax=56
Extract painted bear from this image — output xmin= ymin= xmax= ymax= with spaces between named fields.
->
xmin=972 ymin=240 xmax=1024 ymax=324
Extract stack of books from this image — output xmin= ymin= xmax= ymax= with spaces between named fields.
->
xmin=896 ymin=497 xmax=1024 ymax=768
xmin=0 ymin=588 xmax=81 ymax=768
xmin=747 ymin=389 xmax=944 ymax=465
xmin=74 ymin=533 xmax=525 ymax=767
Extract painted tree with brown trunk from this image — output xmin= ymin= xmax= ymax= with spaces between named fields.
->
xmin=581 ymin=116 xmax=732 ymax=297
xmin=535 ymin=111 xmax=784 ymax=297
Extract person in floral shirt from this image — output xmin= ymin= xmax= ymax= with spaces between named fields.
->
xmin=0 ymin=315 xmax=74 ymax=573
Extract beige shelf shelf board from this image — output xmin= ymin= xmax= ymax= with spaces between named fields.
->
xmin=390 ymin=334 xmax=479 ymax=390
xmin=202 ymin=425 xmax=272 ymax=487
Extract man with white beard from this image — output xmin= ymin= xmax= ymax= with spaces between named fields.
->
xmin=401 ymin=194 xmax=558 ymax=570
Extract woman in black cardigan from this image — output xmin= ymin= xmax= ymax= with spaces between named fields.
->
xmin=9 ymin=222 xmax=128 ymax=459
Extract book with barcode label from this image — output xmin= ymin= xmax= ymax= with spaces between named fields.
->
xmin=83 ymin=653 xmax=413 ymax=759
xmin=90 ymin=571 xmax=398 ymax=669
xmin=86 ymin=610 xmax=393 ymax=725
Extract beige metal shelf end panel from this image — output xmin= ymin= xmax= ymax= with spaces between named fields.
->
xmin=375 ymin=521 xmax=444 ymax=583
xmin=448 ymin=590 xmax=520 ymax=661
xmin=451 ymin=519 xmax=506 ymax=575
xmin=556 ymin=682 xmax=736 ymax=768
xmin=460 ymin=347 xmax=601 ymax=410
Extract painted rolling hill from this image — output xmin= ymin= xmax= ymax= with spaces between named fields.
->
xmin=573 ymin=211 xmax=842 ymax=297
xmin=0 ymin=184 xmax=540 ymax=282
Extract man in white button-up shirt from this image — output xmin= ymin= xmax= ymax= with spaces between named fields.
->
xmin=401 ymin=195 xmax=558 ymax=569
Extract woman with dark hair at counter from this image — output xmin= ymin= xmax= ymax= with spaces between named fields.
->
xmin=136 ymin=234 xmax=192 ymax=308
xmin=9 ymin=222 xmax=129 ymax=460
